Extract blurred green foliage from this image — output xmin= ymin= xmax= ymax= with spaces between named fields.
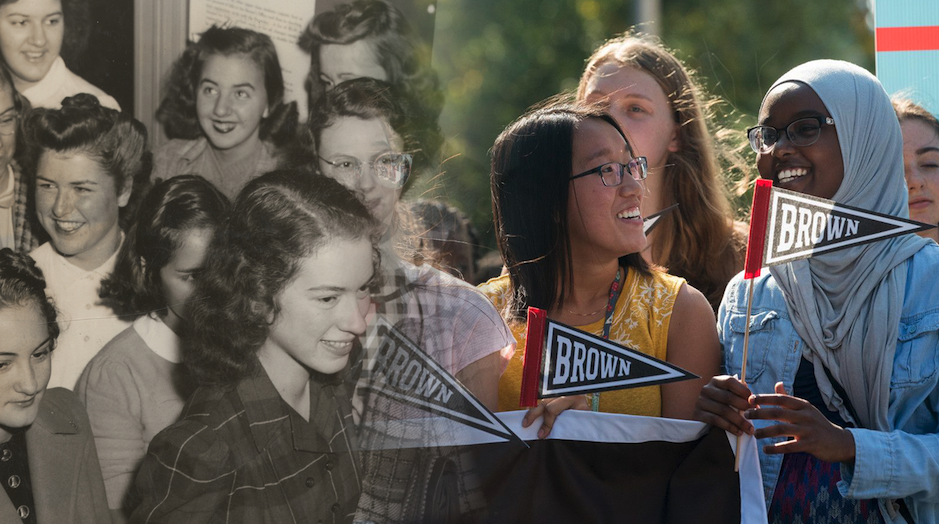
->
xmin=417 ymin=0 xmax=874 ymax=255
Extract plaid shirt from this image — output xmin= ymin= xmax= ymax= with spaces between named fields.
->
xmin=12 ymin=162 xmax=41 ymax=253
xmin=132 ymin=363 xmax=361 ymax=524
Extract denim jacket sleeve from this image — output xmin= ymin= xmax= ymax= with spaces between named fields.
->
xmin=837 ymin=246 xmax=939 ymax=522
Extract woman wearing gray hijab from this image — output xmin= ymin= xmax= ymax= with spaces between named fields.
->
xmin=695 ymin=60 xmax=939 ymax=523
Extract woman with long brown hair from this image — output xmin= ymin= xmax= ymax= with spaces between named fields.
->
xmin=578 ymin=33 xmax=747 ymax=310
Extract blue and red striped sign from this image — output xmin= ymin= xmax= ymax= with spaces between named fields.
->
xmin=875 ymin=0 xmax=939 ymax=114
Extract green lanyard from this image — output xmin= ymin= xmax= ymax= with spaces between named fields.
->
xmin=589 ymin=267 xmax=623 ymax=412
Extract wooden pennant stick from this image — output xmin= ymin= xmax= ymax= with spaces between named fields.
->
xmin=734 ymin=277 xmax=756 ymax=472
xmin=735 ymin=179 xmax=773 ymax=472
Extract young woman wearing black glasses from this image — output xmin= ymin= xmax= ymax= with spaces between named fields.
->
xmin=482 ymin=101 xmax=719 ymax=438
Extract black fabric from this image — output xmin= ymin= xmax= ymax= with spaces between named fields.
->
xmin=460 ymin=426 xmax=740 ymax=523
xmin=793 ymin=357 xmax=854 ymax=427
xmin=0 ymin=431 xmax=36 ymax=524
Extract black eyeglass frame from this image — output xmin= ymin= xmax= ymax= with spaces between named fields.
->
xmin=569 ymin=157 xmax=649 ymax=187
xmin=746 ymin=116 xmax=835 ymax=154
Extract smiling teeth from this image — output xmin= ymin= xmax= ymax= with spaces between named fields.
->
xmin=213 ymin=122 xmax=235 ymax=133
xmin=617 ymin=208 xmax=641 ymax=219
xmin=777 ymin=168 xmax=808 ymax=183
xmin=55 ymin=221 xmax=82 ymax=232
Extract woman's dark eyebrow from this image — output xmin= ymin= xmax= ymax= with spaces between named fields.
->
xmin=0 ymin=336 xmax=52 ymax=357
xmin=916 ymin=146 xmax=939 ymax=155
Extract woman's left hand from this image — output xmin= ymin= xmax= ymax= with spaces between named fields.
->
xmin=745 ymin=382 xmax=856 ymax=464
xmin=522 ymin=395 xmax=589 ymax=439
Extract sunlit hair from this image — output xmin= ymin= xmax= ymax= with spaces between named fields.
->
xmin=0 ymin=248 xmax=59 ymax=347
xmin=0 ymin=0 xmax=90 ymax=65
xmin=297 ymin=0 xmax=441 ymax=124
xmin=893 ymin=96 xmax=939 ymax=137
xmin=156 ymin=25 xmax=298 ymax=147
xmin=300 ymin=77 xmax=439 ymax=184
xmin=577 ymin=32 xmax=745 ymax=309
xmin=22 ymin=93 xmax=151 ymax=228
xmin=184 ymin=170 xmax=381 ymax=386
xmin=491 ymin=99 xmax=649 ymax=322
xmin=99 ymin=175 xmax=229 ymax=319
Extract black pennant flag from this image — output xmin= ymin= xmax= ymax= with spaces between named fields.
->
xmin=764 ymin=186 xmax=936 ymax=266
xmin=643 ymin=203 xmax=678 ymax=235
xmin=363 ymin=317 xmax=522 ymax=445
xmin=540 ymin=319 xmax=697 ymax=399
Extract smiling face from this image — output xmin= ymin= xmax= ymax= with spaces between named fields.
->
xmin=158 ymin=227 xmax=213 ymax=335
xmin=0 ymin=0 xmax=63 ymax=91
xmin=757 ymin=82 xmax=844 ymax=199
xmin=318 ymin=39 xmax=388 ymax=91
xmin=0 ymin=83 xmax=16 ymax=172
xmin=582 ymin=63 xmax=679 ymax=216
xmin=0 ymin=303 xmax=52 ymax=443
xmin=901 ymin=118 xmax=939 ymax=238
xmin=196 ymin=53 xmax=269 ymax=154
xmin=317 ymin=116 xmax=403 ymax=226
xmin=36 ymin=151 xmax=129 ymax=271
xmin=259 ymin=237 xmax=373 ymax=376
xmin=567 ymin=118 xmax=646 ymax=262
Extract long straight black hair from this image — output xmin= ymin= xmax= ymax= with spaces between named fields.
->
xmin=490 ymin=100 xmax=650 ymax=322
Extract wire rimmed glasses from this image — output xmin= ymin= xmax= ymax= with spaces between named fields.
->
xmin=318 ymin=152 xmax=413 ymax=189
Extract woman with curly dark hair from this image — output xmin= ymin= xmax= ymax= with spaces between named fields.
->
xmin=25 ymin=93 xmax=150 ymax=390
xmin=0 ymin=248 xmax=110 ymax=523
xmin=0 ymin=0 xmax=119 ymax=110
xmin=153 ymin=25 xmax=298 ymax=198
xmin=298 ymin=0 xmax=441 ymax=151
xmin=76 ymin=175 xmax=228 ymax=523
xmin=133 ymin=170 xmax=379 ymax=523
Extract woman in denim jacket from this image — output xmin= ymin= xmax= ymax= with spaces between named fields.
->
xmin=694 ymin=60 xmax=939 ymax=524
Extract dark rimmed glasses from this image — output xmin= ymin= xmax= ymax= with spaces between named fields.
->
xmin=318 ymin=152 xmax=413 ymax=189
xmin=747 ymin=116 xmax=835 ymax=154
xmin=569 ymin=157 xmax=648 ymax=187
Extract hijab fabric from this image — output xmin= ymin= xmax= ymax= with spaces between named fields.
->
xmin=765 ymin=60 xmax=931 ymax=431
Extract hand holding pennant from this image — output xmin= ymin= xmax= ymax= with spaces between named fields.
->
xmin=518 ymin=308 xmax=698 ymax=408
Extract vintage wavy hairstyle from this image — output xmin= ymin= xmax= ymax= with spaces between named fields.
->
xmin=0 ymin=0 xmax=91 ymax=67
xmin=22 ymin=93 xmax=151 ymax=229
xmin=298 ymin=0 xmax=441 ymax=125
xmin=577 ymin=32 xmax=745 ymax=309
xmin=491 ymin=100 xmax=650 ymax=322
xmin=156 ymin=25 xmax=298 ymax=147
xmin=99 ymin=175 xmax=229 ymax=319
xmin=184 ymin=170 xmax=381 ymax=386
xmin=300 ymin=77 xmax=440 ymax=185
xmin=0 ymin=248 xmax=59 ymax=347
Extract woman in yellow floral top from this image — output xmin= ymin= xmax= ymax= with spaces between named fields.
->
xmin=482 ymin=101 xmax=719 ymax=438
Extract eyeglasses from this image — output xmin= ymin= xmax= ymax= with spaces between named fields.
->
xmin=318 ymin=152 xmax=413 ymax=189
xmin=747 ymin=116 xmax=835 ymax=154
xmin=569 ymin=157 xmax=648 ymax=187
xmin=0 ymin=111 xmax=17 ymax=137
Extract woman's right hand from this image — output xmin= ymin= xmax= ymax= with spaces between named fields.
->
xmin=693 ymin=375 xmax=754 ymax=436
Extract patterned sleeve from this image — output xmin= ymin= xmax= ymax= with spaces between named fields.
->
xmin=130 ymin=421 xmax=234 ymax=524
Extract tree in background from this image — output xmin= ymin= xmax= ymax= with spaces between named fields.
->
xmin=419 ymin=0 xmax=873 ymax=257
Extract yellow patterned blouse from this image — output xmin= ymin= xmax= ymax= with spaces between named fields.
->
xmin=478 ymin=268 xmax=685 ymax=416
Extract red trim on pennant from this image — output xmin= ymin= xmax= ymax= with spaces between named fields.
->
xmin=876 ymin=26 xmax=939 ymax=52
xmin=744 ymin=179 xmax=773 ymax=279
xmin=520 ymin=307 xmax=547 ymax=408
